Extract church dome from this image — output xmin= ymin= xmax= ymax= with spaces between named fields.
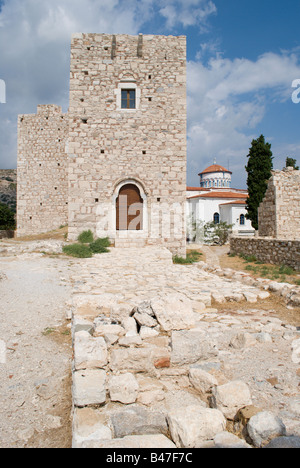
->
xmin=198 ymin=164 xmax=232 ymax=175
xmin=198 ymin=162 xmax=232 ymax=188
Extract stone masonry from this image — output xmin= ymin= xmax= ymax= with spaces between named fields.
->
xmin=258 ymin=168 xmax=300 ymax=239
xmin=17 ymin=34 xmax=187 ymax=256
xmin=67 ymin=246 xmax=300 ymax=448
xmin=68 ymin=33 xmax=187 ymax=255
xmin=230 ymin=168 xmax=300 ymax=270
xmin=17 ymin=105 xmax=68 ymax=237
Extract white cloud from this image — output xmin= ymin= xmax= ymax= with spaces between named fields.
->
xmin=1 ymin=0 xmax=300 ymax=188
xmin=0 ymin=0 xmax=151 ymax=168
xmin=159 ymin=0 xmax=216 ymax=29
xmin=186 ymin=51 xmax=300 ymax=187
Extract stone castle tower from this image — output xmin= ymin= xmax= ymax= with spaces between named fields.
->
xmin=17 ymin=33 xmax=187 ymax=256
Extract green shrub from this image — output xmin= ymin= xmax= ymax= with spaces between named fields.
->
xmin=173 ymin=250 xmax=202 ymax=264
xmin=278 ymin=265 xmax=294 ymax=276
xmin=0 ymin=202 xmax=15 ymax=229
xmin=78 ymin=230 xmax=94 ymax=244
xmin=90 ymin=237 xmax=110 ymax=254
xmin=62 ymin=243 xmax=93 ymax=258
xmin=240 ymin=253 xmax=257 ymax=263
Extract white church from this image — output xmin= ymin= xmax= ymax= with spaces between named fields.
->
xmin=186 ymin=162 xmax=255 ymax=241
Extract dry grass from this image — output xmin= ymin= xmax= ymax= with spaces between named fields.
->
xmin=218 ymin=249 xmax=300 ymax=286
xmin=6 ymin=226 xmax=68 ymax=242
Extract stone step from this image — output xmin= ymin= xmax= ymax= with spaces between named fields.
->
xmin=114 ymin=238 xmax=147 ymax=249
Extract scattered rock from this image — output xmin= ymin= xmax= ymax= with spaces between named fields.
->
xmin=211 ymin=380 xmax=252 ymax=420
xmin=121 ymin=316 xmax=138 ymax=336
xmin=167 ymin=405 xmax=226 ymax=448
xmin=263 ymin=436 xmax=300 ymax=449
xmin=72 ymin=407 xmax=112 ymax=448
xmin=109 ymin=373 xmax=139 ymax=404
xmin=73 ymin=369 xmax=106 ymax=407
xmin=154 ymin=357 xmax=170 ymax=369
xmin=247 ymin=411 xmax=286 ymax=447
xmin=150 ymin=293 xmax=196 ymax=332
xmin=230 ymin=332 xmax=256 ymax=349
xmin=74 ymin=331 xmax=108 ymax=370
xmin=139 ymin=326 xmax=159 ymax=339
xmin=109 ymin=346 xmax=168 ymax=374
xmin=171 ymin=329 xmax=218 ymax=366
xmin=188 ymin=367 xmax=218 ymax=394
xmin=291 ymin=338 xmax=300 ymax=364
xmin=213 ymin=431 xmax=252 ymax=448
xmin=110 ymin=405 xmax=168 ymax=438
xmin=86 ymin=434 xmax=176 ymax=448
xmin=133 ymin=311 xmax=158 ymax=328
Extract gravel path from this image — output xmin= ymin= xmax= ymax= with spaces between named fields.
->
xmin=0 ymin=252 xmax=73 ymax=448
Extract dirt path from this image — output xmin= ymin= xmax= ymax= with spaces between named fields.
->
xmin=0 ymin=253 xmax=73 ymax=448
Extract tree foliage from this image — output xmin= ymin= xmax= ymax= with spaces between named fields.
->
xmin=285 ymin=157 xmax=299 ymax=170
xmin=245 ymin=135 xmax=273 ymax=230
xmin=0 ymin=202 xmax=15 ymax=229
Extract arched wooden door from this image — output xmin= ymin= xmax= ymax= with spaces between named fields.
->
xmin=116 ymin=183 xmax=143 ymax=230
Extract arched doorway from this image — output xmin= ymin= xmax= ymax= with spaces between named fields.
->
xmin=116 ymin=183 xmax=143 ymax=230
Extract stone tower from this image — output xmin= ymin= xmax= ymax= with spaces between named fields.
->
xmin=17 ymin=34 xmax=187 ymax=256
xmin=17 ymin=105 xmax=68 ymax=236
xmin=68 ymin=33 xmax=187 ymax=255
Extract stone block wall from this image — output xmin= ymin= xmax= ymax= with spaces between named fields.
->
xmin=67 ymin=33 xmax=187 ymax=255
xmin=230 ymin=237 xmax=300 ymax=271
xmin=17 ymin=105 xmax=68 ymax=237
xmin=258 ymin=168 xmax=300 ymax=240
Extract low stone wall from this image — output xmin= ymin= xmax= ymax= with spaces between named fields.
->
xmin=0 ymin=230 xmax=14 ymax=240
xmin=230 ymin=236 xmax=300 ymax=272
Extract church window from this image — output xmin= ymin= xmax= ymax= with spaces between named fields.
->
xmin=240 ymin=214 xmax=245 ymax=225
xmin=213 ymin=212 xmax=220 ymax=224
xmin=121 ymin=89 xmax=136 ymax=109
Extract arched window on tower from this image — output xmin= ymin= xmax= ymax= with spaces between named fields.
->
xmin=239 ymin=214 xmax=245 ymax=225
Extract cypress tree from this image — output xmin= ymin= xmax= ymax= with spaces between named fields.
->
xmin=245 ymin=135 xmax=273 ymax=230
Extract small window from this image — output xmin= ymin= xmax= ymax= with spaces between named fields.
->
xmin=121 ymin=89 xmax=136 ymax=109
xmin=240 ymin=214 xmax=245 ymax=225
xmin=213 ymin=212 xmax=220 ymax=224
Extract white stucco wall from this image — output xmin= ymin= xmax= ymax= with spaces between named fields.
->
xmin=186 ymin=197 xmax=255 ymax=241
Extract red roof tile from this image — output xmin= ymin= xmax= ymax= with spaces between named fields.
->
xmin=187 ymin=192 xmax=247 ymax=200
xmin=198 ymin=164 xmax=232 ymax=175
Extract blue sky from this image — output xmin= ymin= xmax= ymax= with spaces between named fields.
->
xmin=0 ymin=0 xmax=300 ymax=188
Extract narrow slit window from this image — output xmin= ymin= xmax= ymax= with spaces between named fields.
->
xmin=121 ymin=89 xmax=136 ymax=109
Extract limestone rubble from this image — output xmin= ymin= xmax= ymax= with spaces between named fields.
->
xmin=68 ymin=246 xmax=300 ymax=449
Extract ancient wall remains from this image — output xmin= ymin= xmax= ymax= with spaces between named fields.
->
xmin=68 ymin=33 xmax=187 ymax=255
xmin=230 ymin=168 xmax=300 ymax=270
xmin=17 ymin=105 xmax=68 ymax=237
xmin=258 ymin=168 xmax=300 ymax=240
xmin=230 ymin=237 xmax=300 ymax=271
